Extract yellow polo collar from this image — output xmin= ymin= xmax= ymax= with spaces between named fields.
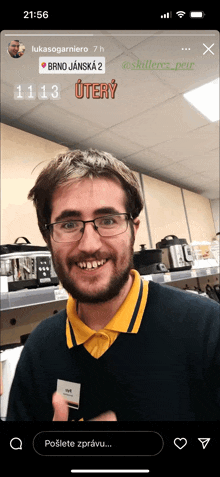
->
xmin=66 ymin=269 xmax=148 ymax=355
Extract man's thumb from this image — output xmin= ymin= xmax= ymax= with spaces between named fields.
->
xmin=52 ymin=391 xmax=69 ymax=421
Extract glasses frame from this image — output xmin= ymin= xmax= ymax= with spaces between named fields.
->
xmin=45 ymin=213 xmax=133 ymax=243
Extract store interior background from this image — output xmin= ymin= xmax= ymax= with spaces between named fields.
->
xmin=1 ymin=30 xmax=219 ymax=417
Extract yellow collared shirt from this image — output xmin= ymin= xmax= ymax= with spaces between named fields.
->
xmin=66 ymin=269 xmax=148 ymax=359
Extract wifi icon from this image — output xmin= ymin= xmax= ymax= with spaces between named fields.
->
xmin=176 ymin=11 xmax=186 ymax=18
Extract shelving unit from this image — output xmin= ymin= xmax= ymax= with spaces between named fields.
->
xmin=142 ymin=266 xmax=220 ymax=285
xmin=0 ymin=266 xmax=219 ymax=313
xmin=0 ymin=285 xmax=68 ymax=312
xmin=0 ymin=286 xmax=69 ymax=347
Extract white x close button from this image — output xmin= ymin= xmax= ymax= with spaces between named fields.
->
xmin=203 ymin=43 xmax=215 ymax=55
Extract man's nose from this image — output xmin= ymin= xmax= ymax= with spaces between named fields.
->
xmin=77 ymin=222 xmax=102 ymax=253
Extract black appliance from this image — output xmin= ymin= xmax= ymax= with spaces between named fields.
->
xmin=133 ymin=244 xmax=168 ymax=275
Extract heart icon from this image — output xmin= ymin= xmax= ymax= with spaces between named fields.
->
xmin=174 ymin=438 xmax=187 ymax=450
xmin=41 ymin=62 xmax=46 ymax=68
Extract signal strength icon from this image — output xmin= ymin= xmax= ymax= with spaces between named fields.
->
xmin=161 ymin=11 xmax=172 ymax=18
xmin=176 ymin=11 xmax=186 ymax=18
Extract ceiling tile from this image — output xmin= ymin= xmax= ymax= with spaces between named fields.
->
xmin=110 ymin=95 xmax=208 ymax=148
xmin=200 ymin=182 xmax=220 ymax=199
xmin=156 ymin=162 xmax=194 ymax=180
xmin=123 ymin=149 xmax=176 ymax=172
xmin=58 ymin=54 xmax=177 ymax=128
xmin=130 ymin=32 xmax=219 ymax=93
xmin=1 ymin=82 xmax=39 ymax=123
xmin=15 ymin=103 xmax=105 ymax=146
xmin=177 ymin=154 xmax=219 ymax=173
xmin=77 ymin=130 xmax=142 ymax=159
xmin=150 ymin=122 xmax=219 ymax=160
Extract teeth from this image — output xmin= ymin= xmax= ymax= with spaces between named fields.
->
xmin=76 ymin=259 xmax=107 ymax=269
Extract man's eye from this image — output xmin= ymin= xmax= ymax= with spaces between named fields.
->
xmin=99 ymin=217 xmax=116 ymax=226
xmin=62 ymin=221 xmax=78 ymax=229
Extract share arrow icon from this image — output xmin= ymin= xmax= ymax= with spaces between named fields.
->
xmin=198 ymin=438 xmax=211 ymax=449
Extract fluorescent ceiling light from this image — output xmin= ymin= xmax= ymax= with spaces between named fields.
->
xmin=183 ymin=78 xmax=219 ymax=122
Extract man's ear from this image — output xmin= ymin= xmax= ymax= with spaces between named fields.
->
xmin=43 ymin=236 xmax=51 ymax=250
xmin=133 ymin=218 xmax=140 ymax=236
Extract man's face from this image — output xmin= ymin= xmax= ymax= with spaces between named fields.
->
xmin=8 ymin=41 xmax=19 ymax=56
xmin=49 ymin=177 xmax=139 ymax=303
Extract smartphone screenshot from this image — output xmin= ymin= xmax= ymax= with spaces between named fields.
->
xmin=1 ymin=9 xmax=219 ymax=476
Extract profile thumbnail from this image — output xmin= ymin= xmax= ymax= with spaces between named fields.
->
xmin=8 ymin=40 xmax=25 ymax=58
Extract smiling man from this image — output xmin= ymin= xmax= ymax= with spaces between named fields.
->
xmin=7 ymin=40 xmax=20 ymax=58
xmin=7 ymin=149 xmax=220 ymax=421
xmin=50 ymin=177 xmax=138 ymax=309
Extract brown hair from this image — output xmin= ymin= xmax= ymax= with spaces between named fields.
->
xmin=28 ymin=149 xmax=144 ymax=240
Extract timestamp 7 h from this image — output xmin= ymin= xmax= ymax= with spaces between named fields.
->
xmin=23 ymin=11 xmax=49 ymax=19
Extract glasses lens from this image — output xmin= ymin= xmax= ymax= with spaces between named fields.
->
xmin=52 ymin=220 xmax=83 ymax=243
xmin=95 ymin=214 xmax=128 ymax=236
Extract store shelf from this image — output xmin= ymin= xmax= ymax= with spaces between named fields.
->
xmin=0 ymin=285 xmax=69 ymax=312
xmin=142 ymin=266 xmax=220 ymax=284
xmin=0 ymin=266 xmax=219 ymax=312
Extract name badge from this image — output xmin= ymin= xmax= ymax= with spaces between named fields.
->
xmin=57 ymin=379 xmax=81 ymax=409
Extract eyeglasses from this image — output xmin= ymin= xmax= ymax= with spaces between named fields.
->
xmin=45 ymin=213 xmax=133 ymax=243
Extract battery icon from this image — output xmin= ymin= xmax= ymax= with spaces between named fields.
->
xmin=190 ymin=11 xmax=205 ymax=18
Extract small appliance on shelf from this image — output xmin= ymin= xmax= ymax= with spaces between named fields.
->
xmin=0 ymin=237 xmax=59 ymax=292
xmin=156 ymin=235 xmax=193 ymax=272
xmin=133 ymin=244 xmax=168 ymax=275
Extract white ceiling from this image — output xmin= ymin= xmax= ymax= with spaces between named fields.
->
xmin=1 ymin=30 xmax=219 ymax=199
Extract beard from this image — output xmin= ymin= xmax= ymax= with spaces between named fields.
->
xmin=50 ymin=241 xmax=135 ymax=304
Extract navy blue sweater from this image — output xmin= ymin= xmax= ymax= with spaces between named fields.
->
xmin=6 ymin=281 xmax=220 ymax=421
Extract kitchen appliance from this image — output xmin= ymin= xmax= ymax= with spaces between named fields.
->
xmin=156 ymin=235 xmax=193 ymax=272
xmin=133 ymin=244 xmax=168 ymax=275
xmin=0 ymin=237 xmax=59 ymax=291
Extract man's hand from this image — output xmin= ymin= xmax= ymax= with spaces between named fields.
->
xmin=52 ymin=391 xmax=69 ymax=421
xmin=52 ymin=392 xmax=117 ymax=421
xmin=89 ymin=410 xmax=117 ymax=421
